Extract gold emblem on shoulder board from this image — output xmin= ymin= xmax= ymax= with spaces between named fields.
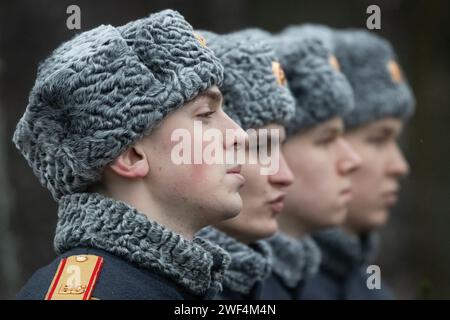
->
xmin=45 ymin=255 xmax=104 ymax=300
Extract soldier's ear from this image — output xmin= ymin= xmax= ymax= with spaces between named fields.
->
xmin=109 ymin=145 xmax=149 ymax=178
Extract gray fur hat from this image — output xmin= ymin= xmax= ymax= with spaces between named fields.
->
xmin=281 ymin=24 xmax=335 ymax=52
xmin=273 ymin=28 xmax=354 ymax=135
xmin=201 ymin=29 xmax=295 ymax=130
xmin=12 ymin=10 xmax=224 ymax=200
xmin=333 ymin=29 xmax=416 ymax=128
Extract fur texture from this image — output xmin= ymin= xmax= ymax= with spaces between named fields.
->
xmin=268 ymin=232 xmax=321 ymax=288
xmin=197 ymin=227 xmax=272 ymax=295
xmin=312 ymin=228 xmax=378 ymax=277
xmin=13 ymin=10 xmax=224 ymax=200
xmin=54 ymin=192 xmax=231 ymax=297
xmin=201 ymin=29 xmax=295 ymax=130
xmin=333 ymin=29 xmax=416 ymax=128
xmin=273 ymin=29 xmax=354 ymax=134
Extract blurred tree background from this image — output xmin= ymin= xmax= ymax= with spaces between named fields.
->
xmin=0 ymin=0 xmax=449 ymax=299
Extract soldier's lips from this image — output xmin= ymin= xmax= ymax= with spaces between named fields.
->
xmin=226 ymin=165 xmax=241 ymax=174
xmin=226 ymin=165 xmax=245 ymax=185
xmin=382 ymin=190 xmax=398 ymax=206
xmin=339 ymin=187 xmax=353 ymax=203
xmin=268 ymin=194 xmax=286 ymax=214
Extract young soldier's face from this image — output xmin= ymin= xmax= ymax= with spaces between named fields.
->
xmin=215 ymin=124 xmax=294 ymax=244
xmin=281 ymin=117 xmax=362 ymax=233
xmin=344 ymin=118 xmax=410 ymax=233
xmin=139 ymin=86 xmax=248 ymax=229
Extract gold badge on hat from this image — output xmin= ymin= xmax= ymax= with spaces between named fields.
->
xmin=387 ymin=60 xmax=403 ymax=84
xmin=328 ymin=55 xmax=341 ymax=72
xmin=193 ymin=32 xmax=207 ymax=48
xmin=272 ymin=61 xmax=287 ymax=86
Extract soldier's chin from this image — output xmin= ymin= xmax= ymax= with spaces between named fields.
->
xmin=363 ymin=209 xmax=390 ymax=232
xmin=329 ymin=206 xmax=348 ymax=227
xmin=221 ymin=192 xmax=243 ymax=221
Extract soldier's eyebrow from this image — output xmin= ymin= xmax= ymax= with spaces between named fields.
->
xmin=371 ymin=125 xmax=400 ymax=138
xmin=197 ymin=88 xmax=223 ymax=105
xmin=320 ymin=126 xmax=343 ymax=137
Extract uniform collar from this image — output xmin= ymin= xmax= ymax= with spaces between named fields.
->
xmin=196 ymin=227 xmax=272 ymax=295
xmin=268 ymin=232 xmax=321 ymax=288
xmin=313 ymin=228 xmax=379 ymax=278
xmin=54 ymin=192 xmax=231 ymax=298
